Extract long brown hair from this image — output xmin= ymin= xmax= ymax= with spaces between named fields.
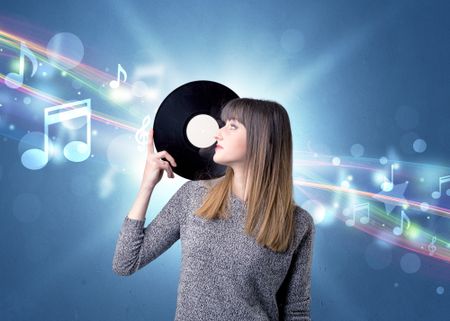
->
xmin=194 ymin=98 xmax=297 ymax=253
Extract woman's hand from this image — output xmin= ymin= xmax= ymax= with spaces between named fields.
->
xmin=140 ymin=128 xmax=177 ymax=191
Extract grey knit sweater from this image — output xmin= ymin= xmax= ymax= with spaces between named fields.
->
xmin=112 ymin=179 xmax=315 ymax=321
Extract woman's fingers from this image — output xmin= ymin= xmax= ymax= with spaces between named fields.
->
xmin=154 ymin=150 xmax=177 ymax=168
xmin=146 ymin=129 xmax=176 ymax=179
xmin=148 ymin=130 xmax=177 ymax=168
xmin=163 ymin=161 xmax=174 ymax=178
xmin=157 ymin=159 xmax=174 ymax=178
xmin=147 ymin=128 xmax=154 ymax=155
xmin=139 ymin=129 xmax=178 ymax=188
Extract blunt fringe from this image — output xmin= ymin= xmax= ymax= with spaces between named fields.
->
xmin=194 ymin=98 xmax=297 ymax=253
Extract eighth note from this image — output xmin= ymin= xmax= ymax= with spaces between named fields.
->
xmin=109 ymin=63 xmax=127 ymax=88
xmin=21 ymin=99 xmax=92 ymax=170
xmin=5 ymin=42 xmax=38 ymax=89
xmin=393 ymin=210 xmax=411 ymax=236
xmin=346 ymin=202 xmax=370 ymax=226
xmin=431 ymin=174 xmax=450 ymax=199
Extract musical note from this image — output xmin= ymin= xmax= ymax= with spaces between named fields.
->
xmin=428 ymin=236 xmax=437 ymax=256
xmin=5 ymin=42 xmax=38 ymax=89
xmin=21 ymin=99 xmax=92 ymax=170
xmin=135 ymin=115 xmax=151 ymax=151
xmin=393 ymin=210 xmax=411 ymax=236
xmin=109 ymin=63 xmax=127 ymax=88
xmin=382 ymin=163 xmax=399 ymax=192
xmin=431 ymin=174 xmax=450 ymax=199
xmin=346 ymin=203 xmax=370 ymax=226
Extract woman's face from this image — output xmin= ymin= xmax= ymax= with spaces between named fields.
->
xmin=213 ymin=118 xmax=247 ymax=166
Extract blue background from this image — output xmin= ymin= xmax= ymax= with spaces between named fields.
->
xmin=1 ymin=0 xmax=450 ymax=320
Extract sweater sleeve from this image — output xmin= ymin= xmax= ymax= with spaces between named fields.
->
xmin=277 ymin=211 xmax=316 ymax=321
xmin=112 ymin=180 xmax=192 ymax=276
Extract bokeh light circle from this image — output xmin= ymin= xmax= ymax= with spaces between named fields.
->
xmin=332 ymin=157 xmax=341 ymax=166
xmin=413 ymin=138 xmax=427 ymax=153
xmin=400 ymin=252 xmax=421 ymax=274
xmin=46 ymin=32 xmax=84 ymax=70
xmin=420 ymin=202 xmax=429 ymax=212
xmin=350 ymin=143 xmax=364 ymax=157
xmin=23 ymin=96 xmax=32 ymax=105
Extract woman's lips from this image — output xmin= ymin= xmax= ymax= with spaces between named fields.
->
xmin=215 ymin=145 xmax=223 ymax=149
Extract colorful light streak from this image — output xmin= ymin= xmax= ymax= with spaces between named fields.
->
xmin=1 ymin=26 xmax=449 ymax=264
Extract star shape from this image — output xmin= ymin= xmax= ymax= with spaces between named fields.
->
xmin=372 ymin=181 xmax=409 ymax=215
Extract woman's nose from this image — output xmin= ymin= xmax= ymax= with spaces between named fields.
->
xmin=214 ymin=129 xmax=222 ymax=141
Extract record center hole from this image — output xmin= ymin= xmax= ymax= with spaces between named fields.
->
xmin=186 ymin=114 xmax=219 ymax=149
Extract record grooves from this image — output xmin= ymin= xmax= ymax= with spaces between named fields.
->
xmin=153 ymin=80 xmax=239 ymax=180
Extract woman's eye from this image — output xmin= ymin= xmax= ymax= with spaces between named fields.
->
xmin=217 ymin=120 xmax=237 ymax=129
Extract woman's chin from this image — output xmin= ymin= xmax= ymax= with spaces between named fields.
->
xmin=212 ymin=156 xmax=225 ymax=166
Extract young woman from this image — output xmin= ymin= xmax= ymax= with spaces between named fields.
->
xmin=113 ymin=98 xmax=315 ymax=321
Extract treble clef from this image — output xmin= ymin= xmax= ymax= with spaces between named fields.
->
xmin=428 ymin=235 xmax=437 ymax=256
xmin=135 ymin=115 xmax=152 ymax=150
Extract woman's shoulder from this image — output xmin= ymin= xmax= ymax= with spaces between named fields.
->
xmin=196 ymin=177 xmax=223 ymax=189
xmin=179 ymin=179 xmax=217 ymax=196
xmin=179 ymin=179 xmax=201 ymax=192
xmin=293 ymin=204 xmax=315 ymax=234
xmin=180 ymin=178 xmax=217 ymax=189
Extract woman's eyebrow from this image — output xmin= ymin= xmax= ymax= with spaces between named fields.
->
xmin=221 ymin=117 xmax=239 ymax=124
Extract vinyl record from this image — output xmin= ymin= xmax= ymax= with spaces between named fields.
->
xmin=153 ymin=80 xmax=239 ymax=181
